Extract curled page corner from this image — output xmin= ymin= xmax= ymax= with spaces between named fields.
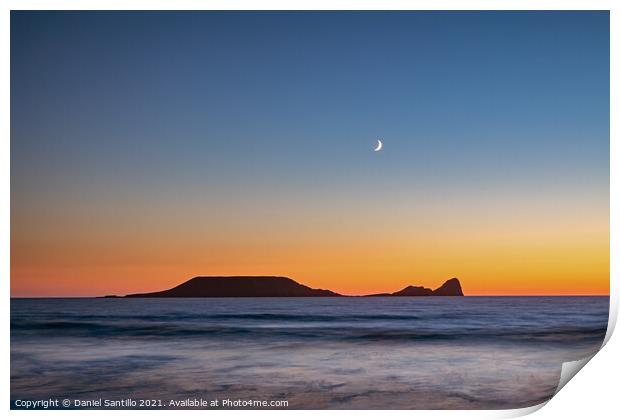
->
xmin=555 ymin=353 xmax=597 ymax=396
xmin=602 ymin=292 xmax=617 ymax=347
xmin=507 ymin=298 xmax=614 ymax=417
xmin=502 ymin=351 xmax=602 ymax=418
xmin=550 ymin=291 xmax=618 ymax=398
xmin=498 ymin=401 xmax=548 ymax=418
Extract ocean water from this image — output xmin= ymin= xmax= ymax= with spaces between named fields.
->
xmin=11 ymin=297 xmax=608 ymax=409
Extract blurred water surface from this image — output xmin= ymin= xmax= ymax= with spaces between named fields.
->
xmin=11 ymin=296 xmax=608 ymax=409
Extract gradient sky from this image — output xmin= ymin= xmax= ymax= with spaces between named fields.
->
xmin=11 ymin=11 xmax=609 ymax=297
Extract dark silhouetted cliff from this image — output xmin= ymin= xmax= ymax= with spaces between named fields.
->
xmin=431 ymin=278 xmax=464 ymax=296
xmin=124 ymin=276 xmax=341 ymax=298
xmin=113 ymin=276 xmax=465 ymax=298
xmin=364 ymin=278 xmax=464 ymax=297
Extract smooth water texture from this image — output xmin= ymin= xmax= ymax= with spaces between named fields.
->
xmin=11 ymin=297 xmax=608 ymax=409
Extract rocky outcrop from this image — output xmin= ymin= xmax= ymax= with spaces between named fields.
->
xmin=124 ymin=276 xmax=341 ymax=298
xmin=431 ymin=278 xmax=464 ymax=296
xmin=113 ymin=276 xmax=464 ymax=298
xmin=364 ymin=278 xmax=464 ymax=297
xmin=391 ymin=285 xmax=434 ymax=296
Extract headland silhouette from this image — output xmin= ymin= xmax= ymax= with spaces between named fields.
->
xmin=105 ymin=276 xmax=464 ymax=298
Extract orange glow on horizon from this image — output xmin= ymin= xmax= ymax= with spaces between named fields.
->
xmin=11 ymin=183 xmax=609 ymax=297
xmin=11 ymin=230 xmax=609 ymax=297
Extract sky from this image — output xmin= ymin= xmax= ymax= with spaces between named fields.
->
xmin=11 ymin=11 xmax=609 ymax=297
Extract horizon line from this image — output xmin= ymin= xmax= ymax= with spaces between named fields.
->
xmin=10 ymin=294 xmax=611 ymax=299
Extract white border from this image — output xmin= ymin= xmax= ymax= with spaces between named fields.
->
xmin=3 ymin=2 xmax=617 ymax=419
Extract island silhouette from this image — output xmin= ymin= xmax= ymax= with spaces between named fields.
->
xmin=107 ymin=276 xmax=464 ymax=298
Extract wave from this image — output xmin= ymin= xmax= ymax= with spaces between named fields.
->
xmin=14 ymin=312 xmax=434 ymax=322
xmin=10 ymin=318 xmax=607 ymax=344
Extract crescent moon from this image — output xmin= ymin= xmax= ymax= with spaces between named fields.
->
xmin=374 ymin=139 xmax=383 ymax=151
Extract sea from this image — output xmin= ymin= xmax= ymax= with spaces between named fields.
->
xmin=10 ymin=296 xmax=609 ymax=409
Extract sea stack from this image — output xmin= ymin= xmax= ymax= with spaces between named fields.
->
xmin=431 ymin=278 xmax=464 ymax=296
xmin=363 ymin=278 xmax=465 ymax=297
